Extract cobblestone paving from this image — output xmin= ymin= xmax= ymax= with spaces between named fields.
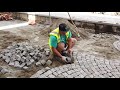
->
xmin=113 ymin=35 xmax=120 ymax=52
xmin=31 ymin=51 xmax=120 ymax=78
xmin=113 ymin=41 xmax=120 ymax=52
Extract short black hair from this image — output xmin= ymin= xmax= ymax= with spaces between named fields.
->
xmin=59 ymin=23 xmax=69 ymax=32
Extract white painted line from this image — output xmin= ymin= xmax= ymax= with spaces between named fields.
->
xmin=0 ymin=22 xmax=29 ymax=30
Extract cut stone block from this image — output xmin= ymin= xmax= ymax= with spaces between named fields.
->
xmin=21 ymin=59 xmax=25 ymax=62
xmin=0 ymin=67 xmax=3 ymax=71
xmin=45 ymin=51 xmax=50 ymax=56
xmin=40 ymin=60 xmax=46 ymax=65
xmin=5 ymin=58 xmax=10 ymax=63
xmin=45 ymin=67 xmax=51 ymax=70
xmin=0 ymin=54 xmax=3 ymax=58
xmin=9 ymin=62 xmax=15 ymax=66
xmin=23 ymin=66 xmax=29 ymax=69
xmin=14 ymin=61 xmax=20 ymax=67
xmin=26 ymin=61 xmax=32 ymax=66
xmin=1 ymin=68 xmax=9 ymax=74
xmin=20 ymin=63 xmax=26 ymax=68
xmin=30 ymin=53 xmax=34 ymax=56
xmin=30 ymin=59 xmax=34 ymax=63
xmin=35 ymin=61 xmax=41 ymax=66
xmin=46 ymin=60 xmax=52 ymax=66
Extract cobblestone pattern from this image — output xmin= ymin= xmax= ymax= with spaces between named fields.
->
xmin=113 ymin=41 xmax=120 ymax=51
xmin=31 ymin=51 xmax=120 ymax=78
xmin=113 ymin=35 xmax=120 ymax=52
xmin=114 ymin=35 xmax=120 ymax=40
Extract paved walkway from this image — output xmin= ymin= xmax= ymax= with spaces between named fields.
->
xmin=23 ymin=12 xmax=120 ymax=25
xmin=31 ymin=51 xmax=120 ymax=78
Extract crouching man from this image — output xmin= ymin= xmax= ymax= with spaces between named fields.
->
xmin=49 ymin=23 xmax=77 ymax=64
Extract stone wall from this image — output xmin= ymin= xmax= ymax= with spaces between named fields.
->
xmin=12 ymin=12 xmax=28 ymax=21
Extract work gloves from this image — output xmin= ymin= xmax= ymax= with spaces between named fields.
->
xmin=61 ymin=56 xmax=72 ymax=64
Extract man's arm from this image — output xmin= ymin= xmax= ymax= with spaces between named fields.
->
xmin=52 ymin=47 xmax=69 ymax=63
xmin=66 ymin=38 xmax=72 ymax=51
xmin=66 ymin=31 xmax=72 ymax=51
xmin=50 ymin=36 xmax=62 ymax=58
xmin=51 ymin=47 xmax=62 ymax=58
xmin=50 ymin=36 xmax=68 ymax=62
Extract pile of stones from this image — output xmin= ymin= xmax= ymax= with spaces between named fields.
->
xmin=0 ymin=42 xmax=51 ymax=69
xmin=0 ymin=66 xmax=10 ymax=74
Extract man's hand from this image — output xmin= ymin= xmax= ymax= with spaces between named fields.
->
xmin=67 ymin=49 xmax=72 ymax=54
xmin=61 ymin=56 xmax=72 ymax=64
xmin=61 ymin=56 xmax=67 ymax=63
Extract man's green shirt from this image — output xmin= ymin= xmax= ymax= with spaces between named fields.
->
xmin=50 ymin=31 xmax=72 ymax=48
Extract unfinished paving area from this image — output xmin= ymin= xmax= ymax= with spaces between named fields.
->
xmin=1 ymin=13 xmax=120 ymax=78
xmin=31 ymin=34 xmax=120 ymax=78
xmin=31 ymin=52 xmax=120 ymax=78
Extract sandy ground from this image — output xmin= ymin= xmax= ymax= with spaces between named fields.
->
xmin=73 ymin=30 xmax=120 ymax=60
xmin=0 ymin=20 xmax=120 ymax=78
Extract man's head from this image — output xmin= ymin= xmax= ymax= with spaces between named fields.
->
xmin=59 ymin=23 xmax=69 ymax=35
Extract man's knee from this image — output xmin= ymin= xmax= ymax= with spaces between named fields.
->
xmin=71 ymin=38 xmax=77 ymax=46
xmin=57 ymin=42 xmax=65 ymax=51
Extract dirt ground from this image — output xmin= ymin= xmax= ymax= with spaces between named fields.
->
xmin=0 ymin=20 xmax=120 ymax=78
xmin=73 ymin=30 xmax=120 ymax=60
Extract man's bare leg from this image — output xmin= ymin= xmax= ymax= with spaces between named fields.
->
xmin=70 ymin=38 xmax=77 ymax=48
xmin=56 ymin=42 xmax=65 ymax=54
xmin=48 ymin=43 xmax=65 ymax=61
